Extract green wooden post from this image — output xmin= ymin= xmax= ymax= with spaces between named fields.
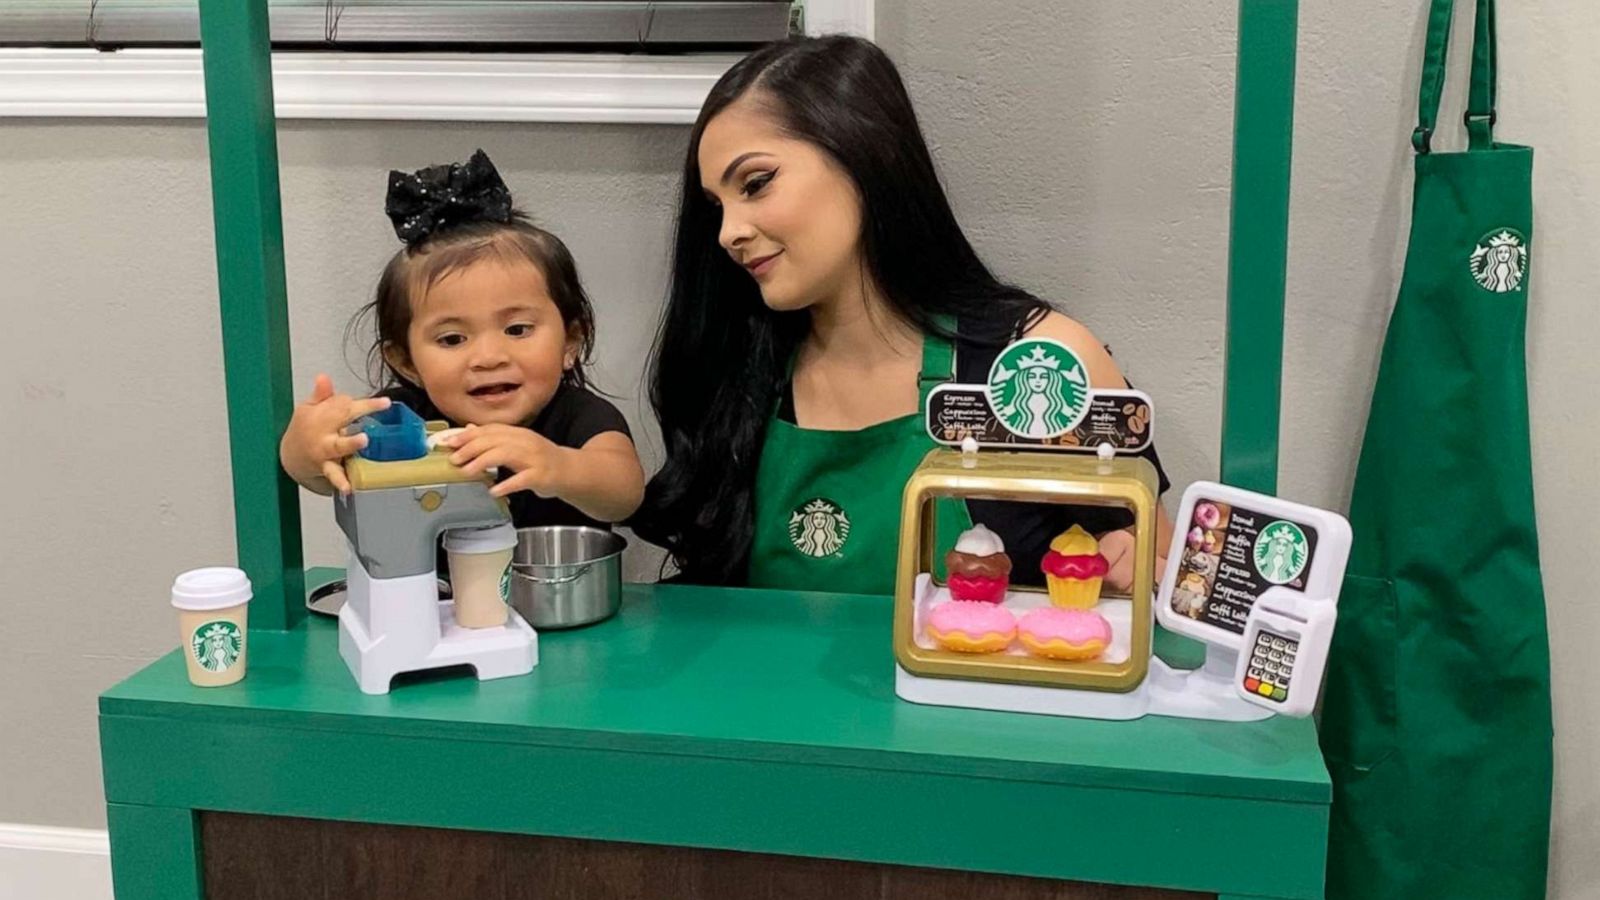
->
xmin=106 ymin=803 xmax=204 ymax=900
xmin=196 ymin=0 xmax=304 ymax=630
xmin=1221 ymin=0 xmax=1299 ymax=495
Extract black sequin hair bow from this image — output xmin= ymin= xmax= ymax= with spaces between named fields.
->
xmin=385 ymin=149 xmax=514 ymax=245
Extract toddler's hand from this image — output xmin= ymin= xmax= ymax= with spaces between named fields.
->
xmin=280 ymin=374 xmax=391 ymax=494
xmin=442 ymin=424 xmax=566 ymax=499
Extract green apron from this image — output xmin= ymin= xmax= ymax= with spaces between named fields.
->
xmin=748 ymin=333 xmax=971 ymax=595
xmin=1320 ymin=2 xmax=1552 ymax=897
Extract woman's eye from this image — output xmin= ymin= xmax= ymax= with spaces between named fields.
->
xmin=435 ymin=333 xmax=466 ymax=348
xmin=505 ymin=323 xmax=533 ymax=337
xmin=740 ymin=171 xmax=775 ymax=197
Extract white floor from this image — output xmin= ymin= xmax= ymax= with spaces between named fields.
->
xmin=0 ymin=824 xmax=113 ymax=900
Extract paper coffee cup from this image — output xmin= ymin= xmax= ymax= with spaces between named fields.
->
xmin=444 ymin=524 xmax=517 ymax=628
xmin=171 ymin=567 xmax=252 ymax=687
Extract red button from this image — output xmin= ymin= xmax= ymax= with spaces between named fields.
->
xmin=1244 ymin=678 xmax=1260 ymax=692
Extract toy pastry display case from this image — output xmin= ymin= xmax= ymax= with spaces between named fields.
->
xmin=893 ymin=449 xmax=1159 ymax=692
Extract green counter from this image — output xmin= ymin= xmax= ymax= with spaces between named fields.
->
xmin=101 ymin=578 xmax=1329 ymax=899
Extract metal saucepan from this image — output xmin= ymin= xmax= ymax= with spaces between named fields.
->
xmin=508 ymin=526 xmax=625 ymax=629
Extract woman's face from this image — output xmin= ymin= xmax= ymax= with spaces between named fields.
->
xmin=697 ymin=95 xmax=866 ymax=312
xmin=1026 ymin=368 xmax=1050 ymax=394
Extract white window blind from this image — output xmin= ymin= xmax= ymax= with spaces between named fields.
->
xmin=0 ymin=1 xmax=796 ymax=51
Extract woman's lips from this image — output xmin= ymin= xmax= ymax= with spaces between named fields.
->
xmin=745 ymin=251 xmax=781 ymax=278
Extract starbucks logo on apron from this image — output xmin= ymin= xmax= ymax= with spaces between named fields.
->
xmin=788 ymin=498 xmax=851 ymax=558
xmin=1253 ymin=521 xmax=1309 ymax=585
xmin=986 ymin=339 xmax=1090 ymax=438
xmin=1470 ymin=229 xmax=1528 ymax=293
xmin=191 ymin=620 xmax=242 ymax=673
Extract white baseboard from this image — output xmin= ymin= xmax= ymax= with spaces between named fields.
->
xmin=0 ymin=824 xmax=113 ymax=900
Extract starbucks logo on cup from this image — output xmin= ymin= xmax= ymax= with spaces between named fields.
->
xmin=191 ymin=620 xmax=242 ymax=673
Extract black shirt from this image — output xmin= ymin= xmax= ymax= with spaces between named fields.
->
xmin=379 ymin=381 xmax=632 ymax=532
xmin=777 ymin=312 xmax=1171 ymax=586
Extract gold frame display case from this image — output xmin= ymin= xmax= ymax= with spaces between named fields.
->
xmin=893 ymin=448 xmax=1159 ymax=692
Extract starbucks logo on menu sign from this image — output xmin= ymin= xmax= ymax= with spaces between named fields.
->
xmin=1253 ymin=521 xmax=1309 ymax=585
xmin=986 ymin=339 xmax=1091 ymax=438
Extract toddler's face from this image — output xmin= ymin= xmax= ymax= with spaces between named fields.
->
xmin=396 ymin=258 xmax=576 ymax=427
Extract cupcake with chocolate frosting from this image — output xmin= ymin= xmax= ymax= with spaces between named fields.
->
xmin=944 ymin=524 xmax=1013 ymax=603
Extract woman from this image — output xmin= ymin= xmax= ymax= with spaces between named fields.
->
xmin=632 ymin=35 xmax=1172 ymax=593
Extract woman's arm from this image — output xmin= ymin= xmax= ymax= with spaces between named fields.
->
xmin=1099 ymin=508 xmax=1175 ymax=592
xmin=1024 ymin=311 xmax=1173 ymax=591
xmin=1020 ymin=310 xmax=1128 ymax=390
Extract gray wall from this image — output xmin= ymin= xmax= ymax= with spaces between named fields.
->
xmin=3 ymin=2 xmax=1596 ymax=897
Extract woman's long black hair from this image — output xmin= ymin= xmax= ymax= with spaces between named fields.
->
xmin=631 ymin=34 xmax=1050 ymax=584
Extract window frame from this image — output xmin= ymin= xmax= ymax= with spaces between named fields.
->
xmin=0 ymin=0 xmax=872 ymax=123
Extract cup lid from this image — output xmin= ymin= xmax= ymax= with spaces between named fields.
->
xmin=443 ymin=522 xmax=517 ymax=554
xmin=171 ymin=567 xmax=253 ymax=611
xmin=426 ymin=427 xmax=468 ymax=450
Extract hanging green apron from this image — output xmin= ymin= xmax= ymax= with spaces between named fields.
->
xmin=748 ymin=333 xmax=971 ymax=595
xmin=1320 ymin=2 xmax=1552 ymax=898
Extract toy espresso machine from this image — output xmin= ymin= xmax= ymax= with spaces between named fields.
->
xmin=334 ymin=402 xmax=537 ymax=694
xmin=894 ymin=338 xmax=1349 ymax=721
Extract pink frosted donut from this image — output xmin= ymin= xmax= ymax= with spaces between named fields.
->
xmin=1017 ymin=608 xmax=1112 ymax=660
xmin=926 ymin=601 xmax=1017 ymax=653
xmin=1195 ymin=502 xmax=1223 ymax=529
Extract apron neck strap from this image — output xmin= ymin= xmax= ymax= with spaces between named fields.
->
xmin=1415 ymin=0 xmax=1498 ymax=154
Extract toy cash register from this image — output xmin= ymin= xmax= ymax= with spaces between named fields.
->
xmin=1157 ymin=484 xmax=1348 ymax=718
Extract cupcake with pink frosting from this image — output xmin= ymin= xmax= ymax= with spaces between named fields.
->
xmin=1040 ymin=525 xmax=1109 ymax=608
